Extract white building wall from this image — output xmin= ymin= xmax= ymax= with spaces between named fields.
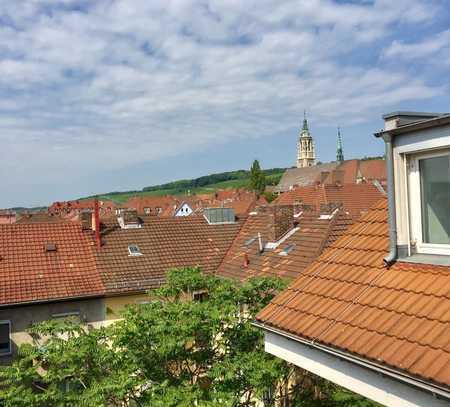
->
xmin=264 ymin=331 xmax=449 ymax=407
xmin=175 ymin=203 xmax=193 ymax=217
xmin=392 ymin=125 xmax=450 ymax=247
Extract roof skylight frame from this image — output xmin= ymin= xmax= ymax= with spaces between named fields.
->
xmin=128 ymin=244 xmax=143 ymax=257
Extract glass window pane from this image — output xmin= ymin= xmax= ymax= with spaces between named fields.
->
xmin=419 ymin=155 xmax=450 ymax=244
xmin=0 ymin=323 xmax=10 ymax=353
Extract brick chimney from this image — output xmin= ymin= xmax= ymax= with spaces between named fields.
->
xmin=320 ymin=171 xmax=330 ymax=184
xmin=80 ymin=210 xmax=92 ymax=230
xmin=331 ymin=170 xmax=345 ymax=186
xmin=266 ymin=205 xmax=294 ymax=242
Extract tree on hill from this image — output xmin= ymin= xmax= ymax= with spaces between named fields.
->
xmin=249 ymin=160 xmax=267 ymax=194
xmin=0 ymin=267 xmax=377 ymax=407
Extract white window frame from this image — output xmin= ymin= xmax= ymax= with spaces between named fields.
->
xmin=0 ymin=320 xmax=11 ymax=356
xmin=408 ymin=148 xmax=450 ymax=256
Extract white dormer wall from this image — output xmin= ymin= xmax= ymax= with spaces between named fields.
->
xmin=391 ymin=122 xmax=450 ymax=256
xmin=175 ymin=203 xmax=193 ymax=217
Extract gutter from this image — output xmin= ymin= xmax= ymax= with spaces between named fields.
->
xmin=381 ymin=132 xmax=397 ymax=266
xmin=253 ymin=321 xmax=450 ymax=401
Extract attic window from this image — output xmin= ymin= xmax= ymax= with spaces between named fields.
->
xmin=279 ymin=243 xmax=295 ymax=256
xmin=45 ymin=243 xmax=57 ymax=252
xmin=128 ymin=245 xmax=143 ymax=256
xmin=192 ymin=290 xmax=208 ymax=302
xmin=144 ymin=207 xmax=151 ymax=214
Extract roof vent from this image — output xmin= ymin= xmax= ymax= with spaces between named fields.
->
xmin=118 ymin=209 xmax=142 ymax=229
xmin=45 ymin=243 xmax=57 ymax=252
xmin=204 ymin=208 xmax=235 ymax=224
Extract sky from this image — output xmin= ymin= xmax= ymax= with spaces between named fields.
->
xmin=1 ymin=0 xmax=449 ymax=208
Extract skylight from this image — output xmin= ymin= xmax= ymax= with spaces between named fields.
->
xmin=279 ymin=243 xmax=295 ymax=256
xmin=128 ymin=245 xmax=142 ymax=256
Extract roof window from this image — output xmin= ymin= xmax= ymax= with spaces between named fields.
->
xmin=279 ymin=243 xmax=295 ymax=256
xmin=408 ymin=150 xmax=450 ymax=256
xmin=128 ymin=244 xmax=143 ymax=256
xmin=44 ymin=243 xmax=57 ymax=252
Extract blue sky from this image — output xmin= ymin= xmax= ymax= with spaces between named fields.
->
xmin=1 ymin=0 xmax=449 ymax=207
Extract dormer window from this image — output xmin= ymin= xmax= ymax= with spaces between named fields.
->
xmin=408 ymin=150 xmax=450 ymax=255
xmin=128 ymin=245 xmax=142 ymax=256
xmin=144 ymin=207 xmax=151 ymax=215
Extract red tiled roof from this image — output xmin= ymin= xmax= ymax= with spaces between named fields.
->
xmin=95 ymin=215 xmax=244 ymax=294
xmin=123 ymin=196 xmax=178 ymax=215
xmin=275 ymin=159 xmax=386 ymax=193
xmin=217 ymin=209 xmax=353 ymax=281
xmin=256 ymin=199 xmax=450 ymax=390
xmin=359 ymin=159 xmax=387 ymax=181
xmin=0 ymin=223 xmax=104 ymax=306
xmin=274 ymin=183 xmax=384 ymax=220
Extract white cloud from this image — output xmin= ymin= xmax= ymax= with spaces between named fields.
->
xmin=382 ymin=29 xmax=450 ymax=60
xmin=0 ymin=0 xmax=445 ymax=205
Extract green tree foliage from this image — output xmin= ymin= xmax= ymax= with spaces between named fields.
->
xmin=249 ymin=160 xmax=267 ymax=194
xmin=0 ymin=267 xmax=377 ymax=407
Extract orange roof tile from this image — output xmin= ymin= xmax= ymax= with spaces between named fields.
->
xmin=274 ymin=183 xmax=384 ymax=221
xmin=0 ymin=223 xmax=104 ymax=306
xmin=256 ymin=199 xmax=450 ymax=390
xmin=217 ymin=208 xmax=354 ymax=282
xmin=95 ymin=215 xmax=244 ymax=294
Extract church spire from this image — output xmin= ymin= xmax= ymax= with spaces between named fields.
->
xmin=297 ymin=111 xmax=316 ymax=168
xmin=302 ymin=110 xmax=309 ymax=132
xmin=336 ymin=127 xmax=344 ymax=163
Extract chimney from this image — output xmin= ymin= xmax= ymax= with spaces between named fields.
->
xmin=92 ymin=200 xmax=101 ymax=248
xmin=382 ymin=111 xmax=443 ymax=131
xmin=80 ymin=210 xmax=92 ymax=230
xmin=331 ymin=170 xmax=345 ymax=186
xmin=320 ymin=171 xmax=330 ymax=184
xmin=266 ymin=205 xmax=294 ymax=242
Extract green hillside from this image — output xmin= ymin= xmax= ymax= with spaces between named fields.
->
xmin=84 ymin=168 xmax=287 ymax=204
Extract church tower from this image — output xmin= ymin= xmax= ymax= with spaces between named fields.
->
xmin=296 ymin=112 xmax=316 ymax=168
xmin=336 ymin=127 xmax=344 ymax=163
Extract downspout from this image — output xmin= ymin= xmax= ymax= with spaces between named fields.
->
xmin=382 ymin=133 xmax=397 ymax=266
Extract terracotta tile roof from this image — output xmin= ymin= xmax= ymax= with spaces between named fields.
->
xmin=275 ymin=163 xmax=338 ymax=193
xmin=275 ymin=159 xmax=387 ymax=192
xmin=16 ymin=212 xmax=67 ymax=224
xmin=95 ymin=215 xmax=244 ymax=294
xmin=49 ymin=199 xmax=117 ymax=217
xmin=273 ymin=183 xmax=384 ymax=220
xmin=217 ymin=209 xmax=354 ymax=282
xmin=359 ymin=159 xmax=387 ymax=182
xmin=256 ymin=199 xmax=450 ymax=390
xmin=123 ymin=196 xmax=178 ymax=215
xmin=0 ymin=223 xmax=104 ymax=306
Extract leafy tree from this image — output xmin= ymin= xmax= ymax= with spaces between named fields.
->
xmin=0 ymin=267 xmax=377 ymax=406
xmin=249 ymin=160 xmax=267 ymax=194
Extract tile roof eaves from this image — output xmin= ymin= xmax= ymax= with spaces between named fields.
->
xmin=0 ymin=292 xmax=105 ymax=309
xmin=256 ymin=321 xmax=450 ymax=396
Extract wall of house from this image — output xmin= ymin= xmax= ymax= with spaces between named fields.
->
xmin=104 ymin=293 xmax=153 ymax=323
xmin=392 ymin=124 xmax=450 ymax=252
xmin=0 ymin=297 xmax=105 ymax=364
